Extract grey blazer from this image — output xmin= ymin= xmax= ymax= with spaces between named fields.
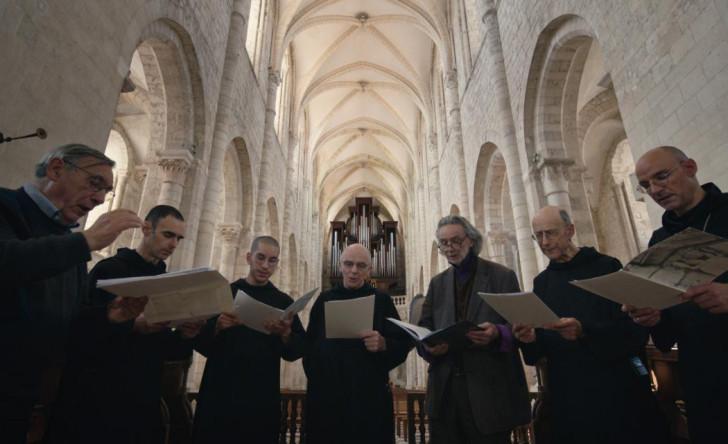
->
xmin=419 ymin=257 xmax=531 ymax=435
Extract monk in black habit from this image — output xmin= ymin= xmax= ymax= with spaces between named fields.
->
xmin=304 ymin=243 xmax=413 ymax=444
xmin=47 ymin=205 xmax=203 ymax=443
xmin=513 ymin=206 xmax=667 ymax=444
xmin=192 ymin=236 xmax=305 ymax=444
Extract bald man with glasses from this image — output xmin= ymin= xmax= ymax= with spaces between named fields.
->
xmin=624 ymin=146 xmax=728 ymax=443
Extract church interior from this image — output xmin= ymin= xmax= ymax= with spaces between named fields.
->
xmin=2 ymin=0 xmax=728 ymax=442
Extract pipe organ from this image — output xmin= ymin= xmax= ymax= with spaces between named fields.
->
xmin=327 ymin=198 xmax=404 ymax=292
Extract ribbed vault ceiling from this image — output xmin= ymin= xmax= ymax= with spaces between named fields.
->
xmin=275 ymin=0 xmax=448 ymax=224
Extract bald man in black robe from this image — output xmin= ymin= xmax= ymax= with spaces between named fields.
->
xmin=303 ymin=244 xmax=413 ymax=444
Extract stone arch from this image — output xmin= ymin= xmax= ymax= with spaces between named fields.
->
xmin=473 ymin=143 xmax=498 ymax=235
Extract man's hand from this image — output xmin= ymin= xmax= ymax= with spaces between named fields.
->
xmin=264 ymin=317 xmax=293 ymax=343
xmin=681 ymin=282 xmax=728 ymax=314
xmin=83 ymin=209 xmax=143 ymax=251
xmin=107 ymin=296 xmax=147 ymax=323
xmin=466 ymin=322 xmax=500 ymax=346
xmin=423 ymin=343 xmax=449 ymax=357
xmin=545 ymin=317 xmax=583 ymax=341
xmin=215 ymin=312 xmax=240 ymax=335
xmin=132 ymin=313 xmax=169 ymax=335
xmin=622 ymin=304 xmax=661 ymax=327
xmin=360 ymin=330 xmax=387 ymax=352
xmin=512 ymin=323 xmax=536 ymax=343
xmin=178 ymin=320 xmax=205 ymax=339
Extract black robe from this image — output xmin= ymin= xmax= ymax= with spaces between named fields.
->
xmin=192 ymin=279 xmax=305 ymax=444
xmin=648 ymin=183 xmax=728 ymax=444
xmin=303 ymin=284 xmax=413 ymax=444
xmin=47 ymin=248 xmax=193 ymax=444
xmin=521 ymin=247 xmax=667 ymax=444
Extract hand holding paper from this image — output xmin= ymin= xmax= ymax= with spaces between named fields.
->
xmin=325 ymin=295 xmax=375 ymax=338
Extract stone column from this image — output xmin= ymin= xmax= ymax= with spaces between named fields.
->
xmin=443 ymin=70 xmax=471 ymax=217
xmin=217 ymin=223 xmax=242 ymax=280
xmin=482 ymin=1 xmax=539 ymax=288
xmin=253 ymin=68 xmax=282 ymax=235
xmin=426 ymin=132 xmax=443 ymax=220
xmin=157 ymin=150 xmax=193 ymax=208
xmin=535 ymin=157 xmax=575 ymax=211
xmin=110 ymin=169 xmax=129 ymax=211
xmin=194 ymin=2 xmax=250 ymax=267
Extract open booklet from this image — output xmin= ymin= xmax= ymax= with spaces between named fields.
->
xmin=386 ymin=318 xmax=480 ymax=349
xmin=571 ymin=228 xmax=728 ymax=309
xmin=96 ymin=267 xmax=232 ymax=324
xmin=233 ymin=287 xmax=319 ymax=334
xmin=478 ymin=292 xmax=560 ymax=327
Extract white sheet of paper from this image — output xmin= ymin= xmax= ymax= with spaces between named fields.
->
xmin=570 ymin=270 xmax=684 ymax=310
xmin=96 ymin=267 xmax=232 ymax=324
xmin=478 ymin=292 xmax=560 ymax=327
xmin=324 ymin=294 xmax=375 ymax=339
xmin=233 ymin=290 xmax=284 ymax=334
xmin=282 ymin=287 xmax=319 ymax=319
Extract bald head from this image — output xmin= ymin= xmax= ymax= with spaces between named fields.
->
xmin=340 ymin=244 xmax=372 ymax=289
xmin=532 ymin=206 xmax=578 ymax=263
xmin=635 ymin=146 xmax=703 ymax=215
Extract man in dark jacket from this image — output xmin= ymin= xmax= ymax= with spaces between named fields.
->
xmin=47 ymin=205 xmax=203 ymax=443
xmin=304 ymin=243 xmax=412 ymax=444
xmin=626 ymin=146 xmax=728 ymax=444
xmin=193 ymin=236 xmax=305 ymax=444
xmin=514 ymin=206 xmax=667 ymax=444
xmin=0 ymin=144 xmax=143 ymax=443
xmin=419 ymin=215 xmax=530 ymax=444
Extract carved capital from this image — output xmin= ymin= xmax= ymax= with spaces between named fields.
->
xmin=217 ymin=223 xmax=243 ymax=244
xmin=445 ymin=70 xmax=458 ymax=89
xmin=133 ymin=167 xmax=148 ymax=185
xmin=158 ymin=150 xmax=193 ymax=184
xmin=268 ymin=68 xmax=281 ymax=87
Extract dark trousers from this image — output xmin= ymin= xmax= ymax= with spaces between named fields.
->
xmin=0 ymin=394 xmax=34 ymax=444
xmin=429 ymin=374 xmax=512 ymax=444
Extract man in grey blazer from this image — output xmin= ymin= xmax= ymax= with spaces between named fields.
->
xmin=418 ymin=215 xmax=531 ymax=444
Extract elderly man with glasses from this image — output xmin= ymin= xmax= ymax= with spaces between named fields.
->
xmin=0 ymin=143 xmax=145 ymax=442
xmin=418 ymin=215 xmax=530 ymax=444
xmin=514 ymin=206 xmax=667 ymax=444
xmin=624 ymin=146 xmax=728 ymax=444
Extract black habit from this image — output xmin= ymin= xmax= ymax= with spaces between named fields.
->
xmin=521 ymin=247 xmax=667 ymax=444
xmin=303 ymin=284 xmax=413 ymax=444
xmin=648 ymin=183 xmax=728 ymax=444
xmin=192 ymin=279 xmax=305 ymax=444
xmin=47 ymin=248 xmax=194 ymax=444
xmin=0 ymin=187 xmax=91 ymax=442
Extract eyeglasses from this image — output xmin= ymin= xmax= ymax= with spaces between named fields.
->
xmin=636 ymin=164 xmax=681 ymax=194
xmin=342 ymin=260 xmax=369 ymax=270
xmin=531 ymin=229 xmax=561 ymax=242
xmin=437 ymin=236 xmax=467 ymax=249
xmin=65 ymin=160 xmax=114 ymax=195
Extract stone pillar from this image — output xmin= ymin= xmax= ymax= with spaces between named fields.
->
xmin=217 ymin=223 xmax=242 ymax=280
xmin=427 ymin=132 xmax=443 ymax=221
xmin=482 ymin=1 xmax=539 ymax=288
xmin=443 ymin=70 xmax=471 ymax=218
xmin=110 ymin=169 xmax=129 ymax=211
xmin=157 ymin=150 xmax=193 ymax=208
xmin=535 ymin=157 xmax=575 ymax=211
xmin=194 ymin=2 xmax=250 ymax=267
xmin=253 ymin=68 xmax=282 ymax=235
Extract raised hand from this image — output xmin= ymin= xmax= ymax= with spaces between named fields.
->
xmin=512 ymin=323 xmax=536 ymax=343
xmin=360 ymin=329 xmax=387 ymax=352
xmin=545 ymin=317 xmax=583 ymax=341
xmin=107 ymin=295 xmax=148 ymax=324
xmin=215 ymin=312 xmax=241 ymax=335
xmin=83 ymin=209 xmax=143 ymax=251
